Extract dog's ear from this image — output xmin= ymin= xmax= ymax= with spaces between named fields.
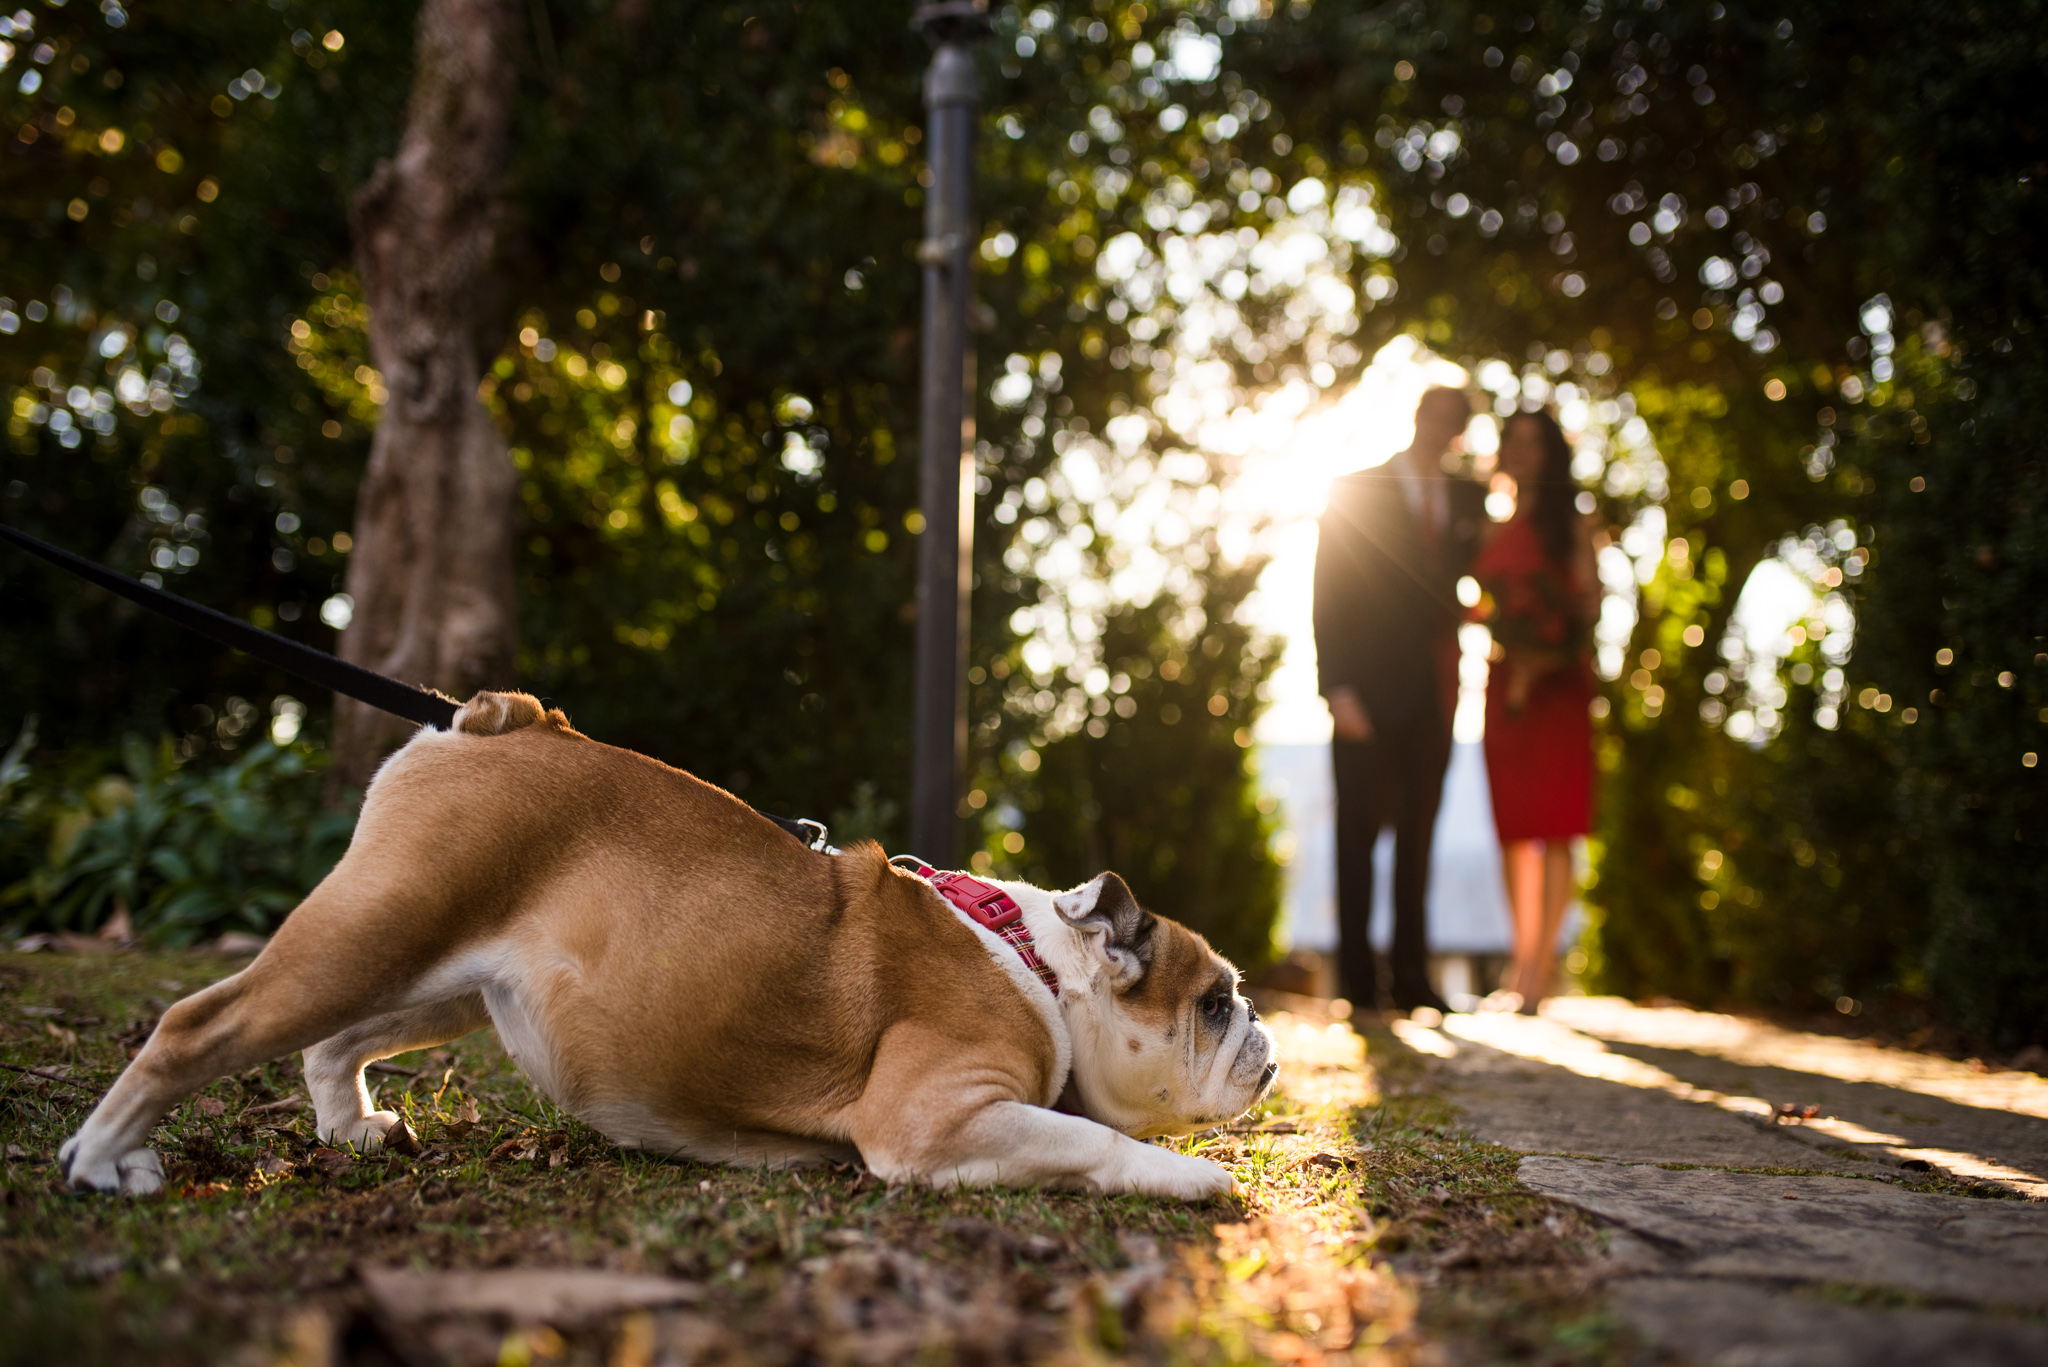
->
xmin=1053 ymin=872 xmax=1156 ymax=993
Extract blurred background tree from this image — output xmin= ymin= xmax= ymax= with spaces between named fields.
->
xmin=0 ymin=0 xmax=1286 ymax=960
xmin=4 ymin=1 xmax=2040 ymax=1042
xmin=330 ymin=0 xmax=523 ymax=787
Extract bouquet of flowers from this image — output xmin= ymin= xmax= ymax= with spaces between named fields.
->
xmin=1472 ymin=562 xmax=1590 ymax=714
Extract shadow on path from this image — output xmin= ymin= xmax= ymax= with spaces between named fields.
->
xmin=1385 ymin=998 xmax=2048 ymax=1367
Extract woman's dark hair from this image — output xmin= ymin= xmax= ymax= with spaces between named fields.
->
xmin=1504 ymin=410 xmax=1578 ymax=565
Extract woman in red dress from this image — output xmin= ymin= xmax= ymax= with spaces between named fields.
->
xmin=1471 ymin=410 xmax=1602 ymax=1012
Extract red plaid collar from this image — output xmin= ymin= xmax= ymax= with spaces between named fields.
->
xmin=895 ymin=858 xmax=1060 ymax=997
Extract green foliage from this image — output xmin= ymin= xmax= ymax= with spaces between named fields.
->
xmin=982 ymin=565 xmax=1284 ymax=970
xmin=0 ymin=731 xmax=354 ymax=946
xmin=1 ymin=1 xmax=1282 ymax=947
xmin=1808 ymin=13 xmax=2048 ymax=1045
xmin=0 ymin=1 xmax=414 ymax=746
xmin=31 ymin=0 xmax=2033 ymax=1040
xmin=1206 ymin=0 xmax=2041 ymax=1041
xmin=0 ymin=719 xmax=43 ymax=911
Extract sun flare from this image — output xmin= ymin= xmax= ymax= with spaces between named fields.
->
xmin=1220 ymin=337 xmax=1476 ymax=744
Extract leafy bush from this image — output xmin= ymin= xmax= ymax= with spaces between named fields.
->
xmin=0 ymin=728 xmax=355 ymax=946
xmin=977 ymin=571 xmax=1284 ymax=973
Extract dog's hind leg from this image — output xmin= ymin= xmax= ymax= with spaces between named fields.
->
xmin=304 ymin=992 xmax=490 ymax=1151
xmin=57 ymin=956 xmax=345 ymax=1195
xmin=59 ymin=879 xmax=484 ymax=1194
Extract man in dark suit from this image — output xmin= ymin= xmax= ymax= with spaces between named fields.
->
xmin=1313 ymin=387 xmax=1485 ymax=1012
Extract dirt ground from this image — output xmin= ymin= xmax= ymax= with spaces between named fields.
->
xmin=0 ymin=950 xmax=1627 ymax=1367
xmin=19 ymin=948 xmax=2034 ymax=1365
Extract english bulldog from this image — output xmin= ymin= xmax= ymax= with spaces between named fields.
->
xmin=60 ymin=691 xmax=1277 ymax=1199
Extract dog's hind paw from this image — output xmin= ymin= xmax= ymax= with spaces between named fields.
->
xmin=323 ymin=1110 xmax=419 ymax=1155
xmin=116 ymin=1149 xmax=165 ymax=1195
xmin=59 ymin=1135 xmax=164 ymax=1196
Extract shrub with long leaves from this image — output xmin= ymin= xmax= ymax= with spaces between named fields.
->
xmin=1 ymin=734 xmax=355 ymax=946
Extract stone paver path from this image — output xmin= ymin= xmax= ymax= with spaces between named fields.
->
xmin=1394 ymin=997 xmax=2048 ymax=1366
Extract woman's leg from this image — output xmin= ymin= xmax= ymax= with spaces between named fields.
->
xmin=1499 ymin=839 xmax=1546 ymax=999
xmin=1516 ymin=841 xmax=1577 ymax=1010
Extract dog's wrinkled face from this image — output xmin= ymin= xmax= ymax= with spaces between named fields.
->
xmin=1052 ymin=873 xmax=1278 ymax=1138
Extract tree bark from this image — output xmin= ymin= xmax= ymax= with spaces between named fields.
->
xmin=333 ymin=0 xmax=522 ymax=789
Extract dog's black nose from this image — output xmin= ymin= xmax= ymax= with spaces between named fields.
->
xmin=1244 ymin=1000 xmax=1259 ymax=1023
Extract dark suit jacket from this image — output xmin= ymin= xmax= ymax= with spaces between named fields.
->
xmin=1313 ymin=462 xmax=1487 ymax=733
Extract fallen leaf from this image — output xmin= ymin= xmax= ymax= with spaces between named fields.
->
xmin=358 ymin=1265 xmax=703 ymax=1327
xmin=70 ymin=1252 xmax=124 ymax=1280
xmin=382 ymin=1121 xmax=422 ymax=1156
xmin=195 ymin=1097 xmax=226 ymax=1117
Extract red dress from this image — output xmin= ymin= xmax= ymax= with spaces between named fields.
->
xmin=1472 ymin=518 xmax=1596 ymax=842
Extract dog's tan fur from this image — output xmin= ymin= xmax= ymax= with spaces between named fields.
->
xmin=59 ymin=693 xmax=1275 ymax=1199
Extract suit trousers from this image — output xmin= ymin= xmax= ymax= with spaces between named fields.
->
xmin=1330 ymin=704 xmax=1454 ymax=1008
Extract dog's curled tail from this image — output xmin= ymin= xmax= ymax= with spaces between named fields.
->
xmin=451 ymin=690 xmax=558 ymax=737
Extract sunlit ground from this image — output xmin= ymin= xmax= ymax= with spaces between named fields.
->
xmin=1395 ymin=998 xmax=2048 ymax=1198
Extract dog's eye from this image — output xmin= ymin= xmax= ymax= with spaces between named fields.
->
xmin=1201 ymin=995 xmax=1228 ymax=1021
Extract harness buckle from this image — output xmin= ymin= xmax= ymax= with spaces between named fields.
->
xmin=931 ymin=872 xmax=1021 ymax=929
xmin=890 ymin=854 xmax=1059 ymax=997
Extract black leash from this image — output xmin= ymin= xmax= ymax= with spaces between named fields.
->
xmin=1 ymin=521 xmax=459 ymax=730
xmin=0 ymin=522 xmax=826 ymax=848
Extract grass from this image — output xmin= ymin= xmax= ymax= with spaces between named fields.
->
xmin=0 ymin=952 xmax=1638 ymax=1365
xmin=1344 ymin=1018 xmax=1635 ymax=1366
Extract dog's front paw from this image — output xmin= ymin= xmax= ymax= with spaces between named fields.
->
xmin=1164 ymin=1151 xmax=1240 ymax=1201
xmin=1120 ymin=1144 xmax=1239 ymax=1201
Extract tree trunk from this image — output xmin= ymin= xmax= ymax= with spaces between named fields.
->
xmin=332 ymin=0 xmax=522 ymax=789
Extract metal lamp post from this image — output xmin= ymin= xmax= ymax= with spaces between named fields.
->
xmin=908 ymin=1 xmax=986 ymax=864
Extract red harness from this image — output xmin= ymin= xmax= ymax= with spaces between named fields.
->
xmin=894 ymin=858 xmax=1060 ymax=997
